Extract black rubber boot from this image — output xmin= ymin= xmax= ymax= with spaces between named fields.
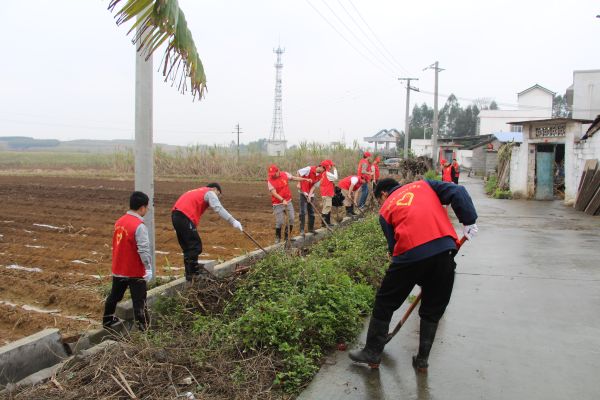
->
xmin=275 ymin=228 xmax=282 ymax=244
xmin=349 ymin=318 xmax=390 ymax=368
xmin=345 ymin=206 xmax=353 ymax=217
xmin=185 ymin=262 xmax=200 ymax=282
xmin=412 ymin=319 xmax=439 ymax=373
xmin=299 ymin=214 xmax=306 ymax=235
xmin=321 ymin=214 xmax=329 ymax=228
xmin=284 ymin=225 xmax=293 ymax=241
xmin=307 ymin=215 xmax=315 ymax=233
xmin=325 ymin=213 xmax=331 ymax=225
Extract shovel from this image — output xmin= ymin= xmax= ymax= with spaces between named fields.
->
xmin=304 ymin=193 xmax=333 ymax=233
xmin=384 ymin=236 xmax=468 ymax=344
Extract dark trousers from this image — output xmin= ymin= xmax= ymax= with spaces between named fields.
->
xmin=103 ymin=276 xmax=148 ymax=328
xmin=372 ymin=251 xmax=456 ymax=324
xmin=452 ymin=177 xmax=459 ymax=184
xmin=298 ymin=194 xmax=315 ymax=217
xmin=358 ymin=182 xmax=369 ymax=207
xmin=171 ymin=210 xmax=202 ymax=277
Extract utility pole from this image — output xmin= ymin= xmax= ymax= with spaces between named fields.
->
xmin=398 ymin=78 xmax=419 ymax=159
xmin=424 ymin=61 xmax=444 ymax=166
xmin=234 ymin=123 xmax=242 ymax=161
xmin=134 ymin=15 xmax=155 ymax=279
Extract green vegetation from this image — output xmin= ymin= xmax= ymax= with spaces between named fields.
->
xmin=424 ymin=169 xmax=441 ymax=181
xmin=485 ymin=174 xmax=512 ymax=199
xmin=153 ymin=217 xmax=388 ymax=394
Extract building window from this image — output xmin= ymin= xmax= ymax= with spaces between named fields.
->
xmin=510 ymin=125 xmax=523 ymax=133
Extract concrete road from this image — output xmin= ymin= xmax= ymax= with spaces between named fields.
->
xmin=299 ymin=177 xmax=600 ymax=400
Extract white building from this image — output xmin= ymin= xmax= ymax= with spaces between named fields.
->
xmin=410 ymin=139 xmax=432 ymax=157
xmin=266 ymin=140 xmax=287 ymax=156
xmin=567 ymin=70 xmax=600 ymax=120
xmin=478 ymin=84 xmax=554 ymax=136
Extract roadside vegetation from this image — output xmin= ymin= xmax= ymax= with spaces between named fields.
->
xmin=13 ymin=217 xmax=388 ymax=399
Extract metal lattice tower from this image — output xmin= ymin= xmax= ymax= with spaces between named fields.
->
xmin=269 ymin=46 xmax=285 ymax=141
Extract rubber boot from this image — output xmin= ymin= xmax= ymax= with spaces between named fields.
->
xmin=307 ymin=215 xmax=315 ymax=233
xmin=284 ymin=225 xmax=293 ymax=241
xmin=325 ymin=213 xmax=331 ymax=226
xmin=185 ymin=262 xmax=200 ymax=282
xmin=349 ymin=317 xmax=390 ymax=368
xmin=345 ymin=206 xmax=353 ymax=217
xmin=299 ymin=214 xmax=306 ymax=235
xmin=322 ymin=214 xmax=329 ymax=228
xmin=275 ymin=228 xmax=282 ymax=244
xmin=412 ymin=319 xmax=439 ymax=373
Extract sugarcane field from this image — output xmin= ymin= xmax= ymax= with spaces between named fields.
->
xmin=1 ymin=1 xmax=600 ymax=400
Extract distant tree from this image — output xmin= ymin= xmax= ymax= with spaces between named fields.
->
xmin=440 ymin=94 xmax=462 ymax=137
xmin=552 ymin=94 xmax=571 ymax=118
xmin=489 ymin=100 xmax=499 ymax=110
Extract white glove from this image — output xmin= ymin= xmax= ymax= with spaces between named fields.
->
xmin=463 ymin=224 xmax=478 ymax=240
xmin=232 ymin=220 xmax=243 ymax=232
xmin=143 ymin=269 xmax=153 ymax=282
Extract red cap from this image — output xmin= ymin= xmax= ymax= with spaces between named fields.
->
xmin=268 ymin=164 xmax=279 ymax=178
xmin=363 ymin=151 xmax=372 ymax=157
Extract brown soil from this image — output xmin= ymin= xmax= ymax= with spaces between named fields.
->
xmin=0 ymin=175 xmax=281 ymax=344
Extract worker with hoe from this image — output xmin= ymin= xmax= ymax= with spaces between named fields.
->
xmin=315 ymin=159 xmax=338 ymax=227
xmin=349 ymin=177 xmax=478 ymax=372
xmin=267 ymin=164 xmax=311 ymax=243
xmin=296 ymin=163 xmax=325 ymax=235
xmin=103 ymin=191 xmax=153 ymax=331
xmin=357 ymin=151 xmax=374 ymax=209
xmin=451 ymin=158 xmax=460 ymax=184
xmin=338 ymin=174 xmax=365 ymax=216
xmin=441 ymin=159 xmax=453 ymax=183
xmin=171 ymin=183 xmax=243 ymax=281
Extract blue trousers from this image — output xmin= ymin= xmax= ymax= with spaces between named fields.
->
xmin=358 ymin=182 xmax=369 ymax=207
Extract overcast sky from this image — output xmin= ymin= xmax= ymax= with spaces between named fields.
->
xmin=0 ymin=0 xmax=598 ymax=147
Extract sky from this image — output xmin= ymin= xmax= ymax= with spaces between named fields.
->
xmin=0 ymin=0 xmax=599 ymax=147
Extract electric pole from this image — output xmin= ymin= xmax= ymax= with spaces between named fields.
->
xmin=398 ymin=78 xmax=419 ymax=159
xmin=424 ymin=61 xmax=444 ymax=166
xmin=234 ymin=123 xmax=242 ymax=161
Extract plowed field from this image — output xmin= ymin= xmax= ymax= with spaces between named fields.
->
xmin=0 ymin=176 xmax=284 ymax=344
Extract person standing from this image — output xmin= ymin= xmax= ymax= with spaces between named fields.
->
xmin=372 ymin=156 xmax=381 ymax=185
xmin=268 ymin=164 xmax=310 ymax=243
xmin=451 ymin=158 xmax=460 ymax=184
xmin=357 ymin=152 xmax=374 ymax=208
xmin=315 ymin=159 xmax=338 ymax=227
xmin=171 ymin=183 xmax=243 ymax=281
xmin=103 ymin=191 xmax=152 ymax=331
xmin=349 ymin=177 xmax=478 ymax=372
xmin=338 ymin=174 xmax=365 ymax=216
xmin=297 ymin=164 xmax=325 ymax=235
xmin=442 ymin=160 xmax=453 ymax=183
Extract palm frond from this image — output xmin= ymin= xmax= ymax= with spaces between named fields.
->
xmin=108 ymin=0 xmax=207 ymax=99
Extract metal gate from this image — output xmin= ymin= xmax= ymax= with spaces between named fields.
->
xmin=535 ymin=145 xmax=554 ymax=200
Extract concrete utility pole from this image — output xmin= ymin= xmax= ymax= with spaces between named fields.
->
xmin=424 ymin=61 xmax=444 ymax=166
xmin=135 ymin=22 xmax=155 ymax=279
xmin=398 ymin=78 xmax=419 ymax=159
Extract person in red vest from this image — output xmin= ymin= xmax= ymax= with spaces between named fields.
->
xmin=357 ymin=152 xmax=374 ymax=208
xmin=451 ymin=158 xmax=460 ymax=184
xmin=268 ymin=164 xmax=311 ymax=243
xmin=442 ymin=160 xmax=453 ymax=183
xmin=103 ymin=191 xmax=152 ymax=331
xmin=314 ymin=159 xmax=338 ymax=227
xmin=338 ymin=174 xmax=365 ymax=216
xmin=296 ymin=164 xmax=325 ymax=235
xmin=349 ymin=177 xmax=478 ymax=372
xmin=372 ymin=156 xmax=381 ymax=185
xmin=171 ymin=183 xmax=243 ymax=281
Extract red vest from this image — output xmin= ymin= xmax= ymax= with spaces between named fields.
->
xmin=339 ymin=176 xmax=359 ymax=191
xmin=300 ymin=166 xmax=321 ymax=193
xmin=358 ymin=159 xmax=371 ymax=181
xmin=112 ymin=214 xmax=146 ymax=278
xmin=380 ymin=180 xmax=458 ymax=256
xmin=172 ymin=187 xmax=211 ymax=225
xmin=269 ymin=173 xmax=292 ymax=204
xmin=374 ymin=164 xmax=380 ymax=180
xmin=442 ymin=166 xmax=453 ymax=182
xmin=452 ymin=163 xmax=460 ymax=177
xmin=320 ymin=172 xmax=335 ymax=197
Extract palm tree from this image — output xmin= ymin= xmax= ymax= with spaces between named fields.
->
xmin=109 ymin=0 xmax=206 ymax=99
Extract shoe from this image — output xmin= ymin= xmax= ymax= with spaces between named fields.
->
xmin=412 ymin=319 xmax=439 ymax=373
xmin=102 ymin=315 xmax=122 ymax=329
xmin=348 ymin=318 xmax=390 ymax=368
xmin=275 ymin=228 xmax=282 ymax=244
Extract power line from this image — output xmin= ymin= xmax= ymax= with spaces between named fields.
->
xmin=346 ymin=0 xmax=412 ymax=76
xmin=304 ymin=0 xmax=396 ymax=79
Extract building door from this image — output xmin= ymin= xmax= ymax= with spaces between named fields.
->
xmin=535 ymin=145 xmax=554 ymax=200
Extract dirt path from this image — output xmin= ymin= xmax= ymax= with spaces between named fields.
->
xmin=0 ymin=176 xmax=281 ymax=343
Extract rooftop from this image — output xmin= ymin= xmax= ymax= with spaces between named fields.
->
xmin=508 ymin=117 xmax=593 ymax=126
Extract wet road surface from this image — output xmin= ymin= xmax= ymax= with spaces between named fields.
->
xmin=299 ymin=176 xmax=600 ymax=400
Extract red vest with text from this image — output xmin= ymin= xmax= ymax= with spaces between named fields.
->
xmin=320 ymin=172 xmax=335 ymax=197
xmin=339 ymin=176 xmax=359 ymax=191
xmin=269 ymin=174 xmax=292 ymax=204
xmin=357 ymin=159 xmax=371 ymax=182
xmin=112 ymin=214 xmax=146 ymax=278
xmin=380 ymin=180 xmax=458 ymax=256
xmin=442 ymin=166 xmax=453 ymax=182
xmin=172 ymin=187 xmax=211 ymax=225
xmin=300 ymin=166 xmax=321 ymax=193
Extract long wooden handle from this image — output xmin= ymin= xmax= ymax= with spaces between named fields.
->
xmin=243 ymin=231 xmax=268 ymax=255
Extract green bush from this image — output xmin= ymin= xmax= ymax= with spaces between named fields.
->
xmin=424 ymin=170 xmax=441 ymax=181
xmin=493 ymin=188 xmax=512 ymax=199
xmin=485 ymin=175 xmax=498 ymax=195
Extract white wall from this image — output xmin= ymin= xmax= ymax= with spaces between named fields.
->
xmin=572 ymin=70 xmax=600 ymax=120
xmin=509 ymin=144 xmax=528 ymax=197
xmin=456 ymin=149 xmax=473 ymax=169
xmin=479 ymin=109 xmax=549 ymax=135
xmin=411 ymin=139 xmax=432 ymax=157
xmin=518 ymin=88 xmax=554 ymax=111
xmin=571 ymin=132 xmax=600 ymax=203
